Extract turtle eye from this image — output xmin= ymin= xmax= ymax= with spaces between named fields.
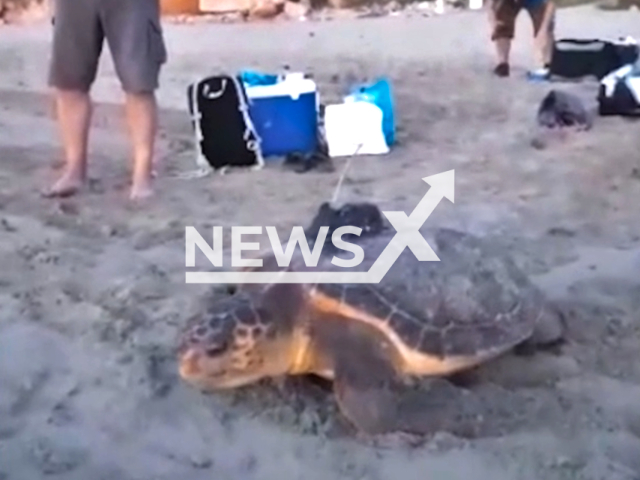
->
xmin=205 ymin=343 xmax=228 ymax=357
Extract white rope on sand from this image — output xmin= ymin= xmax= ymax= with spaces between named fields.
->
xmin=329 ymin=142 xmax=363 ymax=205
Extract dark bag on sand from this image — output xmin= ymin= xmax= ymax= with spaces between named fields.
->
xmin=537 ymin=90 xmax=592 ymax=129
xmin=305 ymin=202 xmax=387 ymax=252
xmin=549 ymin=38 xmax=639 ymax=80
xmin=598 ymin=65 xmax=640 ymax=117
xmin=186 ymin=75 xmax=264 ymax=175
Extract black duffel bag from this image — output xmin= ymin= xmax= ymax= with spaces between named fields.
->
xmin=549 ymin=38 xmax=638 ymax=80
xmin=598 ymin=65 xmax=640 ymax=117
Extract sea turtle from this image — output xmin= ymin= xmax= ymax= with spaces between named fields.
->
xmin=177 ymin=227 xmax=564 ymax=436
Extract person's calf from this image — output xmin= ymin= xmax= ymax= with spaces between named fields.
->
xmin=532 ymin=1 xmax=556 ymax=68
xmin=43 ymin=88 xmax=92 ymax=198
xmin=124 ymin=91 xmax=157 ymax=200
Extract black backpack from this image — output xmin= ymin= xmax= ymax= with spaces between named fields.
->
xmin=186 ymin=75 xmax=264 ymax=175
xmin=549 ymin=38 xmax=639 ymax=80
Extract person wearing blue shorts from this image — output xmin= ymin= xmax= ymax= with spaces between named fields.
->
xmin=488 ymin=0 xmax=556 ymax=78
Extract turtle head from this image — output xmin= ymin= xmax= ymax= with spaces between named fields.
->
xmin=177 ymin=283 xmax=307 ymax=390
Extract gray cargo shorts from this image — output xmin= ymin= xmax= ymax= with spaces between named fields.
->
xmin=48 ymin=0 xmax=168 ymax=94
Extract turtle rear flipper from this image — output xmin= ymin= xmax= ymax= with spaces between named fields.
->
xmin=514 ymin=306 xmax=567 ymax=356
xmin=319 ymin=318 xmax=486 ymax=438
xmin=332 ymin=349 xmax=487 ymax=439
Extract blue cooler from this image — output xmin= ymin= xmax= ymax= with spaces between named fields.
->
xmin=245 ymin=74 xmax=319 ymax=158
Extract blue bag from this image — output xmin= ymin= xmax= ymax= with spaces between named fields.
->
xmin=347 ymin=77 xmax=395 ymax=146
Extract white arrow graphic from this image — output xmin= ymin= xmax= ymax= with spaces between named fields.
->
xmin=186 ymin=169 xmax=455 ymax=284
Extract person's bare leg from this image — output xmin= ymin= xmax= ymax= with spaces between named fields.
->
xmin=533 ymin=1 xmax=556 ymax=68
xmin=44 ymin=89 xmax=92 ymax=197
xmin=488 ymin=0 xmax=515 ymax=77
xmin=124 ymin=92 xmax=157 ymax=200
xmin=101 ymin=0 xmax=166 ymax=200
xmin=495 ymin=38 xmax=511 ymax=65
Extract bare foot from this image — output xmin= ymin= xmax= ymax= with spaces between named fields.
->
xmin=356 ymin=432 xmax=425 ymax=449
xmin=42 ymin=171 xmax=85 ymax=198
xmin=129 ymin=181 xmax=154 ymax=201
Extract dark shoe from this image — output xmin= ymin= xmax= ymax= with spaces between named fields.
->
xmin=282 ymin=152 xmax=335 ymax=174
xmin=493 ymin=62 xmax=510 ymax=77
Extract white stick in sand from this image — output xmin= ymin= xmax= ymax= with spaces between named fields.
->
xmin=330 ymin=142 xmax=362 ymax=205
xmin=435 ymin=0 xmax=445 ymax=14
xmin=469 ymin=0 xmax=483 ymax=9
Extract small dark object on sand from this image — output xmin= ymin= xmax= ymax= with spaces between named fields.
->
xmin=283 ymin=152 xmax=335 ymax=173
xmin=305 ymin=202 xmax=387 ymax=249
xmin=537 ymin=90 xmax=593 ymax=130
xmin=283 ymin=118 xmax=334 ymax=173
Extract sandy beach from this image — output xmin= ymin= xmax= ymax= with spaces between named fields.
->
xmin=1 ymin=4 xmax=640 ymax=479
